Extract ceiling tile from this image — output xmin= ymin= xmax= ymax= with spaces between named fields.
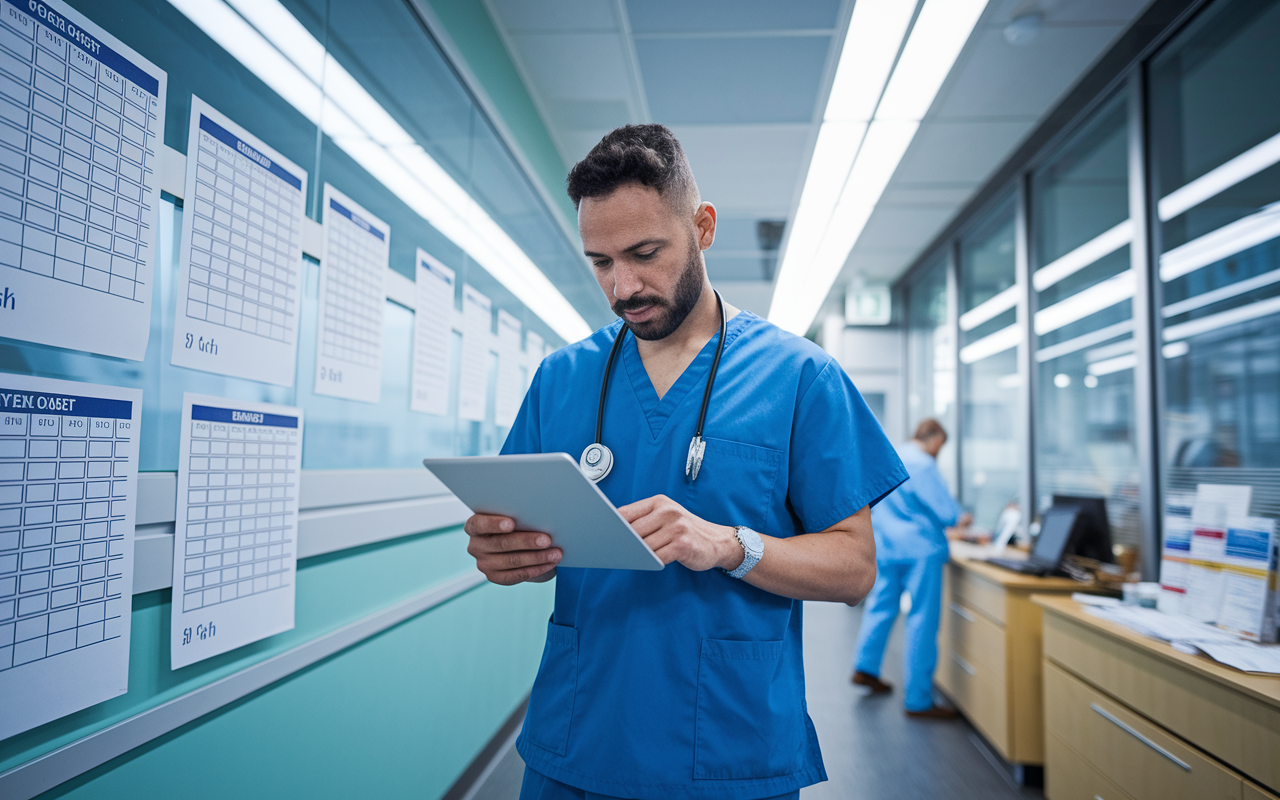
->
xmin=705 ymin=253 xmax=772 ymax=281
xmin=932 ymin=25 xmax=1124 ymax=120
xmin=853 ymin=206 xmax=958 ymax=251
xmin=989 ymin=0 xmax=1153 ymax=25
xmin=637 ymin=36 xmax=831 ymax=124
xmin=891 ymin=120 xmax=1033 ymax=185
xmin=547 ymin=99 xmax=633 ymax=131
xmin=510 ymin=33 xmax=634 ymax=100
xmin=880 ymin=184 xmax=979 ymax=206
xmin=628 ymin=0 xmax=841 ymax=33
xmin=672 ymin=124 xmax=810 ymax=215
xmin=713 ymin=279 xmax=775 ymax=317
xmin=487 ymin=0 xmax=618 ymax=32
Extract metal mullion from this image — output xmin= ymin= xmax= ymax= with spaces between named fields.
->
xmin=1014 ymin=173 xmax=1035 ymax=540
xmin=1129 ymin=66 xmax=1162 ymax=581
xmin=948 ymin=239 xmax=962 ymax=501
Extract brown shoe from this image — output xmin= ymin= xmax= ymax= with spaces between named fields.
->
xmin=851 ymin=671 xmax=892 ymax=693
xmin=906 ymin=705 xmax=959 ymax=719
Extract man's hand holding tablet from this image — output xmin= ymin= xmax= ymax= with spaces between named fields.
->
xmin=464 ymin=514 xmax=562 ymax=585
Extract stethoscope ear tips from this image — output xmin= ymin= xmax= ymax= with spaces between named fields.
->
xmin=580 ymin=442 xmax=614 ymax=483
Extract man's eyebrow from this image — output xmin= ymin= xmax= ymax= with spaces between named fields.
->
xmin=584 ymin=238 xmax=669 ymax=259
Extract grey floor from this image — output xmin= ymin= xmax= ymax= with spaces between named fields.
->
xmin=467 ymin=601 xmax=1041 ymax=800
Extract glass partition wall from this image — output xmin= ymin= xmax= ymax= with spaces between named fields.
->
xmin=957 ymin=197 xmax=1022 ymax=530
xmin=1030 ymin=93 xmax=1141 ymax=549
xmin=893 ymin=0 xmax=1280 ymax=572
xmin=905 ymin=256 xmax=957 ymax=493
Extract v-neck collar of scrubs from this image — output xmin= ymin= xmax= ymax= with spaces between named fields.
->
xmin=619 ymin=310 xmax=754 ymax=440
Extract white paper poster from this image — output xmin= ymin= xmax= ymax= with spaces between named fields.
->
xmin=1215 ymin=517 xmax=1276 ymax=642
xmin=171 ymin=98 xmax=307 ymax=386
xmin=170 ymin=393 xmax=302 ymax=669
xmin=495 ymin=310 xmax=523 ymax=428
xmin=315 ymin=184 xmax=388 ymax=403
xmin=524 ymin=331 xmax=543 ymax=390
xmin=0 ymin=374 xmax=141 ymax=739
xmin=410 ymin=250 xmax=454 ymax=416
xmin=0 ymin=0 xmax=166 ymax=360
xmin=458 ymin=284 xmax=491 ymax=423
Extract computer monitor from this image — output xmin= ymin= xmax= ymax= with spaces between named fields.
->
xmin=1030 ymin=506 xmax=1080 ymax=569
xmin=1052 ymin=494 xmax=1114 ymax=563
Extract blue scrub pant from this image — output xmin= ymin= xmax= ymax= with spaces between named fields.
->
xmin=518 ymin=767 xmax=800 ymax=800
xmin=852 ymin=554 xmax=947 ymax=713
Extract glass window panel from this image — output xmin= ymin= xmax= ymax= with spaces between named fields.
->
xmin=1153 ymin=0 xmax=1280 ymax=521
xmin=905 ymin=256 xmax=957 ymax=492
xmin=1030 ymin=92 xmax=1139 ymax=549
xmin=958 ymin=196 xmax=1021 ymax=528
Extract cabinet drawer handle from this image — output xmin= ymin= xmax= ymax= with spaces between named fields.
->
xmin=1090 ymin=703 xmax=1191 ymax=771
xmin=950 ymin=652 xmax=976 ymax=675
xmin=949 ymin=602 xmax=975 ymax=622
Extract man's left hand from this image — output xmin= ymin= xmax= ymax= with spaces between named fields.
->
xmin=618 ymin=495 xmax=741 ymax=572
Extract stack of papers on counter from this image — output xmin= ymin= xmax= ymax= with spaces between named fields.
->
xmin=1083 ymin=604 xmax=1280 ymax=675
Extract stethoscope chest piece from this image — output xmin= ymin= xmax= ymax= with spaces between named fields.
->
xmin=580 ymin=442 xmax=614 ymax=482
xmin=686 ymin=435 xmax=706 ymax=481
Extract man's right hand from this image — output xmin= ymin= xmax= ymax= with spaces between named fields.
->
xmin=464 ymin=513 xmax=562 ymax=585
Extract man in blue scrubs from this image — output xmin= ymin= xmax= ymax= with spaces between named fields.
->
xmin=851 ymin=419 xmax=967 ymax=718
xmin=464 ymin=125 xmax=907 ymax=800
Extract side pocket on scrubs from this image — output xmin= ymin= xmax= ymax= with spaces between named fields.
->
xmin=693 ymin=638 xmax=804 ymax=780
xmin=523 ymin=620 xmax=578 ymax=756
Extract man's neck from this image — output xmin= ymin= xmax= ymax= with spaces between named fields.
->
xmin=633 ymin=283 xmax=739 ymax=399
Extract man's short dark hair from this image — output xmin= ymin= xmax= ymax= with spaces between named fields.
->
xmin=914 ymin=418 xmax=948 ymax=443
xmin=567 ymin=124 xmax=699 ymax=212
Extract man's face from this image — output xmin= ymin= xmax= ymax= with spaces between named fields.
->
xmin=580 ymin=183 xmax=713 ymax=341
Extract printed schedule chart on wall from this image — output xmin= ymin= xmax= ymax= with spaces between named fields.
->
xmin=315 ymin=184 xmax=387 ymax=404
xmin=495 ymin=309 xmax=522 ymax=428
xmin=171 ymin=97 xmax=307 ymax=386
xmin=0 ymin=374 xmax=141 ymax=740
xmin=0 ymin=0 xmax=166 ymax=360
xmin=524 ymin=330 xmax=543 ymax=390
xmin=458 ymin=284 xmax=491 ymax=423
xmin=411 ymin=249 xmax=454 ymax=416
xmin=170 ymin=394 xmax=302 ymax=669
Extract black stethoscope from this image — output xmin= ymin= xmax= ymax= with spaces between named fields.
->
xmin=580 ymin=290 xmax=727 ymax=484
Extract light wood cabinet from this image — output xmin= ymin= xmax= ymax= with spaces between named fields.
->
xmin=934 ymin=547 xmax=1082 ymax=766
xmin=1038 ymin=596 xmax=1280 ymax=800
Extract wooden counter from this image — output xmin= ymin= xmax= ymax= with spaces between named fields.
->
xmin=935 ymin=544 xmax=1085 ymax=767
xmin=1035 ymin=595 xmax=1280 ymax=799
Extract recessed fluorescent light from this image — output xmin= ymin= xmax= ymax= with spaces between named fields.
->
xmin=168 ymin=0 xmax=591 ymax=342
xmin=770 ymin=0 xmax=990 ymax=335
xmin=1158 ymin=130 xmax=1280 ymax=222
xmin=875 ymin=0 xmax=989 ymax=121
xmin=959 ymin=284 xmax=1018 ymax=332
xmin=825 ymin=0 xmax=918 ymax=122
xmin=1032 ymin=219 xmax=1133 ymax=292
xmin=1033 ymin=319 xmax=1134 ymax=363
xmin=1159 ymin=202 xmax=1280 ymax=284
xmin=959 ymin=323 xmax=1021 ymax=364
xmin=1088 ymin=353 xmax=1137 ymax=376
xmin=1084 ymin=337 xmax=1135 ymax=364
xmin=1161 ymin=266 xmax=1280 ymax=319
xmin=1034 ymin=270 xmax=1135 ymax=336
xmin=1162 ymin=341 xmax=1190 ymax=359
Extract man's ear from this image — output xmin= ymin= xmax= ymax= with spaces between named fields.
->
xmin=693 ymin=202 xmax=717 ymax=251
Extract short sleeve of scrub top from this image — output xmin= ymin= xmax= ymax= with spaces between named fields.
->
xmin=501 ymin=312 xmax=907 ymax=800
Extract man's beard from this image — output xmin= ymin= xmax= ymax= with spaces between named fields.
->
xmin=612 ymin=241 xmax=705 ymax=341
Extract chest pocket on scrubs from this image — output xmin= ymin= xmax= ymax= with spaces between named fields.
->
xmin=693 ymin=637 xmax=804 ymax=779
xmin=523 ymin=619 xmax=578 ymax=756
xmin=687 ymin=438 xmax=781 ymax=532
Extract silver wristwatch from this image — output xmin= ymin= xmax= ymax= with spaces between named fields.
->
xmin=726 ymin=526 xmax=764 ymax=579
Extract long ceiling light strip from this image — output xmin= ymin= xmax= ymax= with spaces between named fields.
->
xmin=1158 ymin=130 xmax=1280 ymax=222
xmin=1158 ymin=202 xmax=1280 ymax=284
xmin=769 ymin=0 xmax=990 ymax=335
xmin=1032 ymin=219 xmax=1133 ymax=292
xmin=1033 ymin=319 xmax=1134 ymax=363
xmin=958 ymin=284 xmax=1019 ymax=332
xmin=958 ymin=323 xmax=1022 ymax=364
xmin=1161 ymin=266 xmax=1280 ymax=319
xmin=1162 ymin=294 xmax=1280 ymax=343
xmin=1033 ymin=269 xmax=1136 ymax=336
xmin=169 ymin=0 xmax=592 ymax=342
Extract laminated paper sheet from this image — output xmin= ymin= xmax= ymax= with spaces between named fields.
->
xmin=458 ymin=284 xmax=490 ymax=423
xmin=314 ymin=184 xmax=387 ymax=403
xmin=171 ymin=97 xmax=307 ymax=386
xmin=494 ymin=309 xmax=522 ymax=427
xmin=0 ymin=0 xmax=167 ymax=359
xmin=0 ymin=374 xmax=141 ymax=739
xmin=410 ymin=249 xmax=453 ymax=416
xmin=170 ymin=393 xmax=302 ymax=669
xmin=524 ymin=330 xmax=543 ymax=390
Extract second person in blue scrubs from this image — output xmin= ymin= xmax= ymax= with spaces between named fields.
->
xmin=464 ymin=124 xmax=907 ymax=800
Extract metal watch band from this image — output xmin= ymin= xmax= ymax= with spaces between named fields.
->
xmin=726 ymin=526 xmax=762 ymax=579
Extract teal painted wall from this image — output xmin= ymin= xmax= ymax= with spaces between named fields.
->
xmin=424 ymin=0 xmax=580 ymax=228
xmin=1 ymin=528 xmax=553 ymax=798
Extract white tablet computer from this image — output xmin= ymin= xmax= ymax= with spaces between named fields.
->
xmin=423 ymin=453 xmax=664 ymax=571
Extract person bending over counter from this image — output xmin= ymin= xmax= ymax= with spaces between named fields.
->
xmin=852 ymin=418 xmax=970 ymax=718
xmin=462 ymin=124 xmax=907 ymax=800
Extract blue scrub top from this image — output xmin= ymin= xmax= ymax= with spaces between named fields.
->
xmin=868 ymin=441 xmax=962 ymax=562
xmin=502 ymin=312 xmax=906 ymax=799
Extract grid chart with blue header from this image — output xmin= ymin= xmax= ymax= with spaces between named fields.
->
xmin=180 ymin=405 xmax=299 ymax=612
xmin=0 ymin=395 xmax=134 ymax=671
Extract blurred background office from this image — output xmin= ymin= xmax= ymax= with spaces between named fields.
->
xmin=1 ymin=0 xmax=1277 ymax=798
